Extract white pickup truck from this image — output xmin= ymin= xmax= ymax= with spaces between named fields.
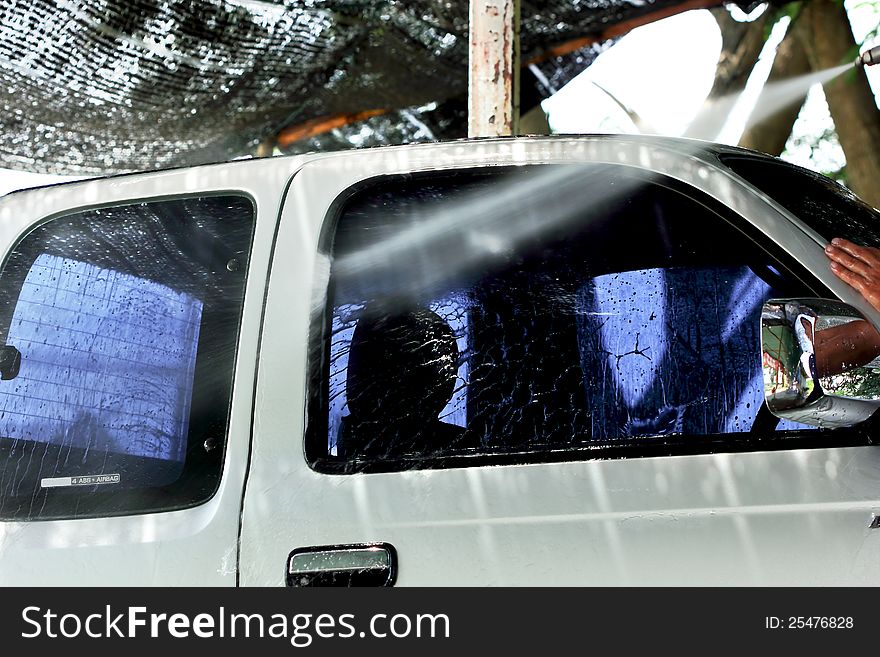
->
xmin=1 ymin=135 xmax=880 ymax=586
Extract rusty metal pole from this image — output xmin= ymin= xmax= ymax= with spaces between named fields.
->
xmin=468 ymin=0 xmax=520 ymax=137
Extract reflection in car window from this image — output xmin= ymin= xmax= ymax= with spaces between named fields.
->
xmin=2 ymin=253 xmax=202 ymax=463
xmin=0 ymin=195 xmax=254 ymax=520
xmin=582 ymin=266 xmax=765 ymax=438
xmin=311 ymin=167 xmax=822 ymax=471
xmin=329 ymin=294 xmax=468 ymax=457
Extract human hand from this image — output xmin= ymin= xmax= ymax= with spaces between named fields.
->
xmin=825 ymin=237 xmax=880 ymax=313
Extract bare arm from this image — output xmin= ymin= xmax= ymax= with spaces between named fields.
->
xmin=819 ymin=238 xmax=880 ymax=376
xmin=825 ymin=238 xmax=880 ymax=312
xmin=814 ymin=319 xmax=880 ymax=377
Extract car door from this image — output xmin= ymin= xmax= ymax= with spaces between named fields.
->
xmin=240 ymin=137 xmax=880 ymax=586
xmin=0 ymin=157 xmax=300 ymax=585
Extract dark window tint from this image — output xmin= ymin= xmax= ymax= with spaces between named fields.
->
xmin=310 ymin=166 xmax=842 ymax=473
xmin=720 ymin=154 xmax=880 ymax=246
xmin=0 ymin=195 xmax=254 ymax=520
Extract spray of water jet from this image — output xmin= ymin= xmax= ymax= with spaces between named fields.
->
xmin=328 ymin=45 xmax=870 ymax=310
xmin=330 ymin=142 xmax=720 ymax=309
xmin=687 ymin=63 xmax=853 ymax=143
xmin=333 ymin=164 xmax=626 ymax=304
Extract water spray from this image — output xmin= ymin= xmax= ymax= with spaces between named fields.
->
xmin=855 ymin=45 xmax=880 ymax=67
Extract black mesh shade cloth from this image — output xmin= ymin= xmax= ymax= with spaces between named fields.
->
xmin=0 ymin=0 xmax=757 ymax=174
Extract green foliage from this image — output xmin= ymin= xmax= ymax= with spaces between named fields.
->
xmin=783 ymin=125 xmax=847 ymax=184
xmin=825 ymin=368 xmax=880 ymax=399
xmin=824 ymin=165 xmax=848 ymax=185
xmin=844 ymin=43 xmax=861 ymax=64
xmin=780 ymin=1 xmax=804 ymax=21
xmin=852 ymin=1 xmax=880 ymax=48
xmin=765 ymin=1 xmax=803 ymax=40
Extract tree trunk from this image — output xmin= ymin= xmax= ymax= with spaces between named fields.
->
xmin=799 ymin=0 xmax=880 ymax=208
xmin=708 ymin=7 xmax=773 ymax=99
xmin=739 ymin=19 xmax=811 ymax=156
xmin=518 ymin=104 xmax=551 ymax=134
xmin=685 ymin=7 xmax=770 ymax=140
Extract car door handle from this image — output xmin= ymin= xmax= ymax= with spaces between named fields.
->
xmin=286 ymin=543 xmax=397 ymax=587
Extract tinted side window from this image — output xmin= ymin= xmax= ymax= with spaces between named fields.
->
xmin=309 ymin=166 xmax=847 ymax=473
xmin=0 ymin=195 xmax=254 ymax=520
xmin=720 ymin=154 xmax=880 ymax=246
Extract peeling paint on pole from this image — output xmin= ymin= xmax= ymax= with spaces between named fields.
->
xmin=468 ymin=0 xmax=521 ymax=137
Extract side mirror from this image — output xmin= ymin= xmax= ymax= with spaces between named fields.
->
xmin=762 ymin=299 xmax=880 ymax=428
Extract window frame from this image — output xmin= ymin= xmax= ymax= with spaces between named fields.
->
xmin=720 ymin=153 xmax=880 ymax=248
xmin=0 ymin=192 xmax=256 ymax=521
xmin=306 ymin=166 xmax=875 ymax=475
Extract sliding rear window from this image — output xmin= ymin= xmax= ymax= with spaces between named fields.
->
xmin=0 ymin=195 xmax=254 ymax=520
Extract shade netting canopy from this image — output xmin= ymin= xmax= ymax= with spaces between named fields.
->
xmin=0 ymin=0 xmax=758 ymax=173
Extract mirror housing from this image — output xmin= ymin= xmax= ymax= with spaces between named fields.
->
xmin=762 ymin=298 xmax=880 ymax=428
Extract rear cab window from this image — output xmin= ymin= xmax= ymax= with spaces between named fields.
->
xmin=0 ymin=195 xmax=254 ymax=520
